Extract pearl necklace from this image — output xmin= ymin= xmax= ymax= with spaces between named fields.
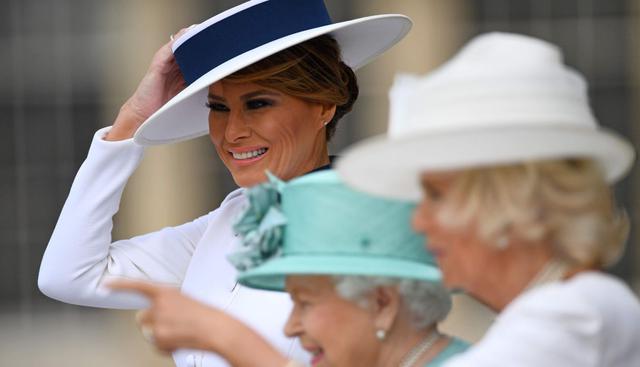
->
xmin=398 ymin=331 xmax=441 ymax=367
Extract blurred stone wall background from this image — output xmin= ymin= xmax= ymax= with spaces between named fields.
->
xmin=1 ymin=0 xmax=638 ymax=365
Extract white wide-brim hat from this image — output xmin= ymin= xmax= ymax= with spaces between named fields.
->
xmin=337 ymin=32 xmax=635 ymax=201
xmin=133 ymin=0 xmax=412 ymax=146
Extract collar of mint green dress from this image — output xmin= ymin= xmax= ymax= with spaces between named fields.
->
xmin=425 ymin=337 xmax=470 ymax=367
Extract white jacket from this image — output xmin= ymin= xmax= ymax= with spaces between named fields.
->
xmin=443 ymin=272 xmax=640 ymax=367
xmin=38 ymin=127 xmax=307 ymax=367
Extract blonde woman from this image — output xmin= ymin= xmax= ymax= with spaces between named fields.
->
xmin=338 ymin=32 xmax=640 ymax=366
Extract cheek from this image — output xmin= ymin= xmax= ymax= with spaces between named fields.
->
xmin=259 ymin=111 xmax=320 ymax=177
xmin=305 ymin=304 xmax=377 ymax=367
xmin=208 ymin=114 xmax=226 ymax=146
xmin=262 ymin=117 xmax=300 ymax=153
xmin=438 ymin=231 xmax=489 ymax=289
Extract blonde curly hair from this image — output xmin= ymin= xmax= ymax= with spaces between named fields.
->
xmin=433 ymin=158 xmax=629 ymax=268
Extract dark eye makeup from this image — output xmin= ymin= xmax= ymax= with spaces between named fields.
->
xmin=205 ymin=101 xmax=229 ymax=112
xmin=245 ymin=98 xmax=274 ymax=110
xmin=205 ymin=98 xmax=275 ymax=112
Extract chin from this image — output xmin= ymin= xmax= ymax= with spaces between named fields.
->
xmin=232 ymin=172 xmax=268 ymax=188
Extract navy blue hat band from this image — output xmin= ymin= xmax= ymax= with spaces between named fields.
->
xmin=174 ymin=0 xmax=332 ymax=85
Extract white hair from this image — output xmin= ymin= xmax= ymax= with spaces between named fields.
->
xmin=332 ymin=276 xmax=452 ymax=329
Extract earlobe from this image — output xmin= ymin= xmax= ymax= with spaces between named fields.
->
xmin=319 ymin=104 xmax=337 ymax=129
xmin=372 ymin=286 xmax=401 ymax=334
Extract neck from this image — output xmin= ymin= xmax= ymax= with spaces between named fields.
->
xmin=311 ymin=140 xmax=330 ymax=170
xmin=376 ymin=325 xmax=439 ymax=367
xmin=295 ymin=138 xmax=330 ymax=178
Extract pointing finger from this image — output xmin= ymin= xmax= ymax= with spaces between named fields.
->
xmin=107 ymin=279 xmax=163 ymax=299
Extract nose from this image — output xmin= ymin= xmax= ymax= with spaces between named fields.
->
xmin=283 ymin=305 xmax=302 ymax=338
xmin=224 ymin=109 xmax=251 ymax=142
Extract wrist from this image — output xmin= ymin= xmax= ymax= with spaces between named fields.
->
xmin=210 ymin=315 xmax=288 ymax=367
xmin=104 ymin=101 xmax=146 ymax=141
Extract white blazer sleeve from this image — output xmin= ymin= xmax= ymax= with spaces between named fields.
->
xmin=443 ymin=285 xmax=601 ymax=367
xmin=38 ymin=127 xmax=207 ymax=309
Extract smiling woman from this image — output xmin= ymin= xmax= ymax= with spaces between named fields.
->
xmin=231 ymin=171 xmax=469 ymax=366
xmin=207 ymin=34 xmax=357 ymax=186
xmin=107 ymin=171 xmax=468 ymax=367
xmin=207 ymin=82 xmax=332 ymax=186
xmin=36 ymin=1 xmax=412 ymax=366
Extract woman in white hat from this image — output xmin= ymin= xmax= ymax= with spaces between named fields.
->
xmin=37 ymin=1 xmax=411 ymax=366
xmin=110 ymin=170 xmax=469 ymax=367
xmin=338 ymin=32 xmax=640 ymax=366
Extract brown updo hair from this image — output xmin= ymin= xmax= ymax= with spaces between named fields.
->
xmin=224 ymin=34 xmax=359 ymax=141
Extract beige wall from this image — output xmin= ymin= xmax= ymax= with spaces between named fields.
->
xmin=349 ymin=0 xmax=472 ymax=140
xmin=101 ymin=0 xmax=224 ymax=238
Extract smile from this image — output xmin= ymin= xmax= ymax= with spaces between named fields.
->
xmin=310 ymin=349 xmax=324 ymax=366
xmin=231 ymin=148 xmax=268 ymax=160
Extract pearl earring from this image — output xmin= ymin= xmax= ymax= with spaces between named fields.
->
xmin=323 ymin=120 xmax=330 ymax=126
xmin=376 ymin=329 xmax=386 ymax=341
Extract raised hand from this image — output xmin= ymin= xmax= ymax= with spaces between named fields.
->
xmin=105 ymin=27 xmax=191 ymax=141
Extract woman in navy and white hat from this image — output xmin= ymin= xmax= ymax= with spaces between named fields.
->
xmin=37 ymin=1 xmax=411 ymax=366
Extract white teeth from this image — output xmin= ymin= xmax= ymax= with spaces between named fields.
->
xmin=232 ymin=148 xmax=267 ymax=160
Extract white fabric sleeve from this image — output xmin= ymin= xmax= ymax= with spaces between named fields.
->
xmin=38 ymin=127 xmax=207 ymax=309
xmin=443 ymin=285 xmax=601 ymax=367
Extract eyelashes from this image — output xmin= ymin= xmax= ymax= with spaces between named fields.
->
xmin=205 ymin=98 xmax=275 ymax=112
xmin=205 ymin=102 xmax=229 ymax=112
xmin=245 ymin=98 xmax=274 ymax=109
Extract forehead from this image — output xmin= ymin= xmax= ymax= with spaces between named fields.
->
xmin=285 ymin=275 xmax=335 ymax=295
xmin=208 ymin=81 xmax=278 ymax=96
xmin=420 ymin=171 xmax=459 ymax=186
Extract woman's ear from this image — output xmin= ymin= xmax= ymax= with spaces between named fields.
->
xmin=371 ymin=286 xmax=401 ymax=334
xmin=318 ymin=104 xmax=337 ymax=129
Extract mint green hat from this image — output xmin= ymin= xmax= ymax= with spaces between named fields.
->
xmin=229 ymin=170 xmax=441 ymax=291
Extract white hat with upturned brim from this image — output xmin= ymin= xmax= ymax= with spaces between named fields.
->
xmin=133 ymin=0 xmax=412 ymax=146
xmin=337 ymin=32 xmax=635 ymax=201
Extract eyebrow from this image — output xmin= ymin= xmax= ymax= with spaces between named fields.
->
xmin=288 ymin=286 xmax=315 ymax=299
xmin=207 ymin=89 xmax=281 ymax=102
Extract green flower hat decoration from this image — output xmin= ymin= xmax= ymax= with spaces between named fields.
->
xmin=228 ymin=173 xmax=287 ymax=271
